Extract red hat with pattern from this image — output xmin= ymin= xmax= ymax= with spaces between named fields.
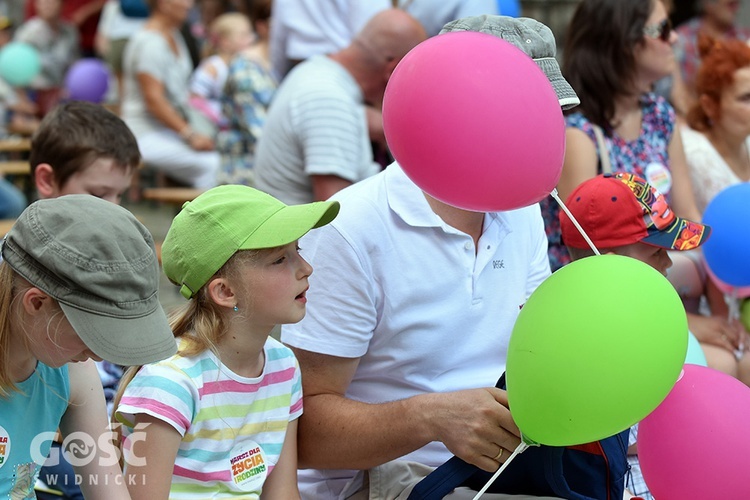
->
xmin=560 ymin=173 xmax=710 ymax=251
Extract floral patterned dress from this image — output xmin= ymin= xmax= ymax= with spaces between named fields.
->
xmin=541 ymin=93 xmax=675 ymax=271
xmin=215 ymin=54 xmax=277 ymax=186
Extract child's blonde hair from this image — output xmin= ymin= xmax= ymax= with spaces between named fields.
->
xmin=111 ymin=250 xmax=261 ymax=424
xmin=0 ymin=263 xmax=21 ymax=398
xmin=203 ymin=12 xmax=252 ymax=57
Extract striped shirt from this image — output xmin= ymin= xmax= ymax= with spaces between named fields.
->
xmin=116 ymin=337 xmax=302 ymax=498
xmin=254 ymin=54 xmax=380 ymax=205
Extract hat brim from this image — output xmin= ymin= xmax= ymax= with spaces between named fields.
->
xmin=642 ymin=217 xmax=711 ymax=251
xmin=535 ymin=57 xmax=580 ymax=110
xmin=241 ymin=200 xmax=340 ymax=250
xmin=60 ymin=302 xmax=177 ymax=366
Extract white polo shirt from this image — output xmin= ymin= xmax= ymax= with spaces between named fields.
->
xmin=282 ymin=162 xmax=550 ymax=497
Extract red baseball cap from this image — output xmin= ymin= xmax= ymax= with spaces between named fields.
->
xmin=560 ymin=173 xmax=710 ymax=251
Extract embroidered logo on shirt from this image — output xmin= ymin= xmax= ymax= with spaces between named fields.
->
xmin=493 ymin=260 xmax=505 ymax=269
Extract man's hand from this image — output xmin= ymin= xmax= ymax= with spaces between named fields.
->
xmin=421 ymin=387 xmax=521 ymax=472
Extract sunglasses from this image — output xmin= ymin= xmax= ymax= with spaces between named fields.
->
xmin=643 ymin=18 xmax=673 ymax=43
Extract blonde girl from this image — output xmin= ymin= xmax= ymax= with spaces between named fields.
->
xmin=0 ymin=195 xmax=175 ymax=499
xmin=189 ymin=12 xmax=255 ymax=128
xmin=114 ymin=185 xmax=339 ymax=499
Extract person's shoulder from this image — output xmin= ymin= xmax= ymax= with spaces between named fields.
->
xmin=565 ymin=111 xmax=591 ymax=130
xmin=679 ymin=124 xmax=707 ymax=143
xmin=680 ymin=124 xmax=714 ymax=156
xmin=643 ymin=92 xmax=674 ymax=122
xmin=565 ymin=112 xmax=596 ymax=139
xmin=330 ymin=170 xmax=388 ymax=216
xmin=14 ymin=16 xmax=44 ymax=34
xmin=37 ymin=361 xmax=70 ymax=389
xmin=287 ymin=56 xmax=353 ymax=90
xmin=130 ymin=27 xmax=166 ymax=46
xmin=136 ymin=347 xmax=203 ymax=382
xmin=264 ymin=337 xmax=298 ymax=366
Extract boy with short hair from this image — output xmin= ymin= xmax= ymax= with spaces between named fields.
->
xmin=30 ymin=100 xmax=141 ymax=500
xmin=560 ymin=172 xmax=710 ymax=275
xmin=31 ymin=100 xmax=140 ymax=204
xmin=559 ymin=172 xmax=711 ymax=499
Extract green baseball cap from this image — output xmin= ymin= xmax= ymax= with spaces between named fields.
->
xmin=162 ymin=185 xmax=340 ymax=299
xmin=1 ymin=195 xmax=177 ymax=366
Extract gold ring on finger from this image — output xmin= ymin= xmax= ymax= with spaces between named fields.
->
xmin=493 ymin=448 xmax=504 ymax=461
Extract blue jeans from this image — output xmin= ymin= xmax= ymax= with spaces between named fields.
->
xmin=0 ymin=177 xmax=26 ymax=218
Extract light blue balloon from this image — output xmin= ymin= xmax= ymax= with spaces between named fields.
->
xmin=685 ymin=330 xmax=708 ymax=367
xmin=0 ymin=42 xmax=41 ymax=87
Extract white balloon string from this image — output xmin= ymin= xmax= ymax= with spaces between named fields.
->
xmin=728 ymin=287 xmax=744 ymax=358
xmin=471 ymin=442 xmax=529 ymax=500
xmin=551 ymin=188 xmax=600 ymax=256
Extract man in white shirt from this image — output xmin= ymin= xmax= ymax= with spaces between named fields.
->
xmin=281 ymin=15 xmax=581 ymax=499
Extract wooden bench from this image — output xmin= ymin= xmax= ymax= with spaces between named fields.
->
xmin=0 ymin=219 xmax=15 ymax=237
xmin=0 ymin=137 xmax=31 ymax=153
xmin=0 ymin=161 xmax=31 ymax=176
xmin=142 ymin=187 xmax=204 ymax=205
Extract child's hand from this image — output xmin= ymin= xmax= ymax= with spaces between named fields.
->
xmin=188 ymin=133 xmax=215 ymax=151
xmin=687 ymin=313 xmax=740 ymax=352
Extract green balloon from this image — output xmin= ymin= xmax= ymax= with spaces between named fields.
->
xmin=507 ymin=254 xmax=687 ymax=446
xmin=0 ymin=42 xmax=41 ymax=87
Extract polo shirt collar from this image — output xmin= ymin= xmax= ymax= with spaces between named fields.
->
xmin=384 ymin=161 xmax=503 ymax=231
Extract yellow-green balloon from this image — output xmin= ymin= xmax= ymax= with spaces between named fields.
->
xmin=507 ymin=254 xmax=687 ymax=446
xmin=741 ymin=299 xmax=750 ymax=332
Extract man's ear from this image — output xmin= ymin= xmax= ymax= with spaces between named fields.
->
xmin=34 ymin=163 xmax=59 ymax=199
xmin=205 ymin=277 xmax=237 ymax=310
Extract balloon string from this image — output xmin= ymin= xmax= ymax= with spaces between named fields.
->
xmin=471 ymin=442 xmax=529 ymax=500
xmin=551 ymin=188 xmax=600 ymax=256
xmin=728 ymin=287 xmax=744 ymax=358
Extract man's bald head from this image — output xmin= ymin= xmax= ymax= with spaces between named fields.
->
xmin=354 ymin=8 xmax=427 ymax=64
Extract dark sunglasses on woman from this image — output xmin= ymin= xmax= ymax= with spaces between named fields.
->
xmin=643 ymin=18 xmax=673 ymax=43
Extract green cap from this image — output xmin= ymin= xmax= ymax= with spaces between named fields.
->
xmin=162 ymin=185 xmax=340 ymax=299
xmin=1 ymin=195 xmax=177 ymax=366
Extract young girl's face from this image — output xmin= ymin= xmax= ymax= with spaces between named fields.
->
xmin=234 ymin=242 xmax=313 ymax=327
xmin=221 ymin=20 xmax=254 ymax=54
xmin=27 ymin=304 xmax=101 ymax=367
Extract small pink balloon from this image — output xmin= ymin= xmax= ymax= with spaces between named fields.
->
xmin=639 ymin=364 xmax=750 ymax=499
xmin=705 ymin=260 xmax=750 ymax=299
xmin=382 ymin=31 xmax=565 ymax=212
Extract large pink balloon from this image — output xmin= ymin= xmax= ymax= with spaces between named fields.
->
xmin=382 ymin=32 xmax=565 ymax=212
xmin=639 ymin=364 xmax=750 ymax=498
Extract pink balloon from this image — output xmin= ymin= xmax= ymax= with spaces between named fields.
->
xmin=705 ymin=260 xmax=750 ymax=299
xmin=382 ymin=32 xmax=565 ymax=212
xmin=639 ymin=364 xmax=750 ymax=499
